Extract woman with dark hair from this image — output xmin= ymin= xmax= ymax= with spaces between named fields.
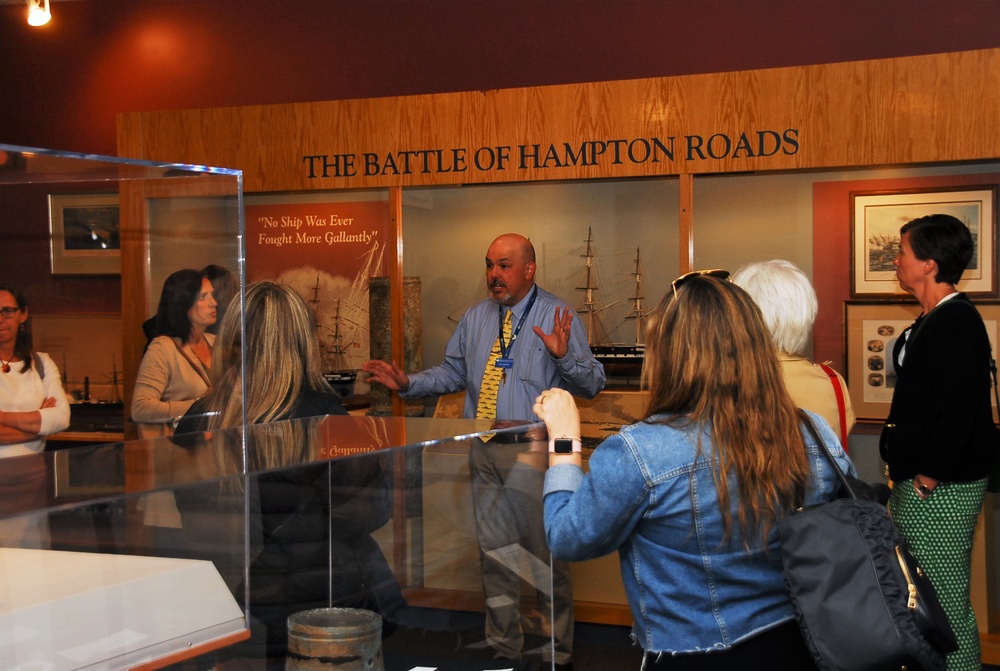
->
xmin=533 ymin=272 xmax=854 ymax=670
xmin=132 ymin=268 xmax=217 ymax=434
xmin=131 ymin=269 xmax=216 ymax=541
xmin=202 ymin=264 xmax=237 ymax=336
xmin=0 ymin=285 xmax=70 ymax=548
xmin=0 ymin=284 xmax=70 ymax=457
xmin=880 ymin=213 xmax=998 ymax=670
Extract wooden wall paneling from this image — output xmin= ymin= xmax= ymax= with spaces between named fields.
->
xmin=120 ymin=176 xmax=242 ymax=436
xmin=388 ymin=185 xmax=408 ymax=585
xmin=119 ymin=49 xmax=1000 ymax=193
xmin=389 ymin=186 xmax=405 ymax=418
xmin=119 ymin=179 xmax=149 ymax=440
xmin=117 ymin=49 xmax=1000 ymax=634
xmin=118 ymin=178 xmax=152 ymax=553
xmin=811 ymin=172 xmax=1000 ymax=375
xmin=679 ymin=173 xmax=694 ymax=273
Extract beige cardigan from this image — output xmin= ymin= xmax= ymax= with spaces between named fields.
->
xmin=779 ymin=354 xmax=856 ymax=447
xmin=131 ymin=334 xmax=214 ymax=427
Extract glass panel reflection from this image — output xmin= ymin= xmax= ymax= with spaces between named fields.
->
xmin=0 ymin=416 xmax=567 ymax=671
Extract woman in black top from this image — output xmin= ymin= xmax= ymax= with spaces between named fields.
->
xmin=880 ymin=214 xmax=998 ymax=670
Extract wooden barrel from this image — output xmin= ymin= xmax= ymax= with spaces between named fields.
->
xmin=286 ymin=608 xmax=384 ymax=671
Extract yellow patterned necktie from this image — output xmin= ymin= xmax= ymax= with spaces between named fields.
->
xmin=476 ymin=309 xmax=513 ymax=420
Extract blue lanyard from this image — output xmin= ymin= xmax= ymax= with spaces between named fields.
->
xmin=499 ymin=285 xmax=537 ymax=359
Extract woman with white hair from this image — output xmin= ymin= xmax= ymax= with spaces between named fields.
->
xmin=732 ymin=259 xmax=855 ymax=447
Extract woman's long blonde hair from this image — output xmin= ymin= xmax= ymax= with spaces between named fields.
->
xmin=641 ymin=275 xmax=809 ymax=547
xmin=204 ymin=280 xmax=332 ymax=432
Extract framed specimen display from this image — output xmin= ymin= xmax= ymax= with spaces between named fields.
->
xmin=844 ymin=299 xmax=1000 ymax=421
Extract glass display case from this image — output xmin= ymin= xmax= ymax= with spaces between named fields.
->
xmin=0 ymin=144 xmax=578 ymax=671
xmin=0 ymin=143 xmax=243 ymax=445
xmin=0 ymin=415 xmax=571 ymax=671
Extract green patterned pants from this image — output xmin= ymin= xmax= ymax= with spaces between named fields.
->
xmin=889 ymin=477 xmax=987 ymax=671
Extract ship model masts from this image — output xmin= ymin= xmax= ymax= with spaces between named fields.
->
xmin=574 ymin=228 xmax=646 ymax=381
xmin=575 ymin=226 xmax=608 ymax=347
xmin=623 ymin=247 xmax=647 ymax=347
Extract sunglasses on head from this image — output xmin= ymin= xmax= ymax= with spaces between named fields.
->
xmin=671 ymin=269 xmax=730 ymax=299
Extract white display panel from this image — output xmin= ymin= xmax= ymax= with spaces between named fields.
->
xmin=0 ymin=548 xmax=245 ymax=671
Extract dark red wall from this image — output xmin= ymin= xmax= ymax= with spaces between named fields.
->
xmin=3 ymin=0 xmax=1000 ymax=314
xmin=1 ymin=182 xmax=121 ymax=314
xmin=2 ymin=0 xmax=1000 ymax=157
xmin=812 ymin=173 xmax=1000 ymax=374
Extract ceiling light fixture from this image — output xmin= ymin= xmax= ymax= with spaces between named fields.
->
xmin=27 ymin=0 xmax=51 ymax=27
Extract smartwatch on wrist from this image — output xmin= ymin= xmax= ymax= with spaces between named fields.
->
xmin=549 ymin=437 xmax=582 ymax=454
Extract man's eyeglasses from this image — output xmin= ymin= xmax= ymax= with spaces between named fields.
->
xmin=671 ymin=269 xmax=730 ymax=299
xmin=0 ymin=307 xmax=22 ymax=319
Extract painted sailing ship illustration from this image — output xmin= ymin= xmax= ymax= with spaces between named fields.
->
xmin=320 ymin=293 xmax=360 ymax=385
xmin=575 ymin=227 xmax=647 ymax=378
xmin=306 ymin=240 xmax=383 ymax=387
xmin=867 ymin=232 xmax=900 ymax=273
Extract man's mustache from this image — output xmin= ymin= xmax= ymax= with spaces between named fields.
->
xmin=490 ymin=279 xmax=506 ymax=288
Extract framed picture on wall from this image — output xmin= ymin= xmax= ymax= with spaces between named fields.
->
xmin=850 ymin=185 xmax=998 ymax=297
xmin=48 ymin=193 xmax=121 ymax=275
xmin=844 ymin=299 xmax=1000 ymax=421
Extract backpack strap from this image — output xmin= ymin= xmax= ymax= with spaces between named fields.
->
xmin=817 ymin=362 xmax=848 ymax=450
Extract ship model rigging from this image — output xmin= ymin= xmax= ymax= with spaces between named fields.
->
xmin=575 ymin=227 xmax=647 ymax=380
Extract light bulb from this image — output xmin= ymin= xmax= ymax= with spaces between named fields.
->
xmin=27 ymin=0 xmax=51 ymax=27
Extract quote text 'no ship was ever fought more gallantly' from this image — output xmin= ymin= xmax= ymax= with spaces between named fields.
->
xmin=255 ymin=213 xmax=377 ymax=248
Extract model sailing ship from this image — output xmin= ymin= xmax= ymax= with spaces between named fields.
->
xmin=575 ymin=227 xmax=647 ymax=378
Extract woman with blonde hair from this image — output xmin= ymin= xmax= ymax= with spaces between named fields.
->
xmin=534 ymin=272 xmax=854 ymax=670
xmin=194 ymin=279 xmax=340 ymax=434
xmin=177 ymin=281 xmax=402 ymax=668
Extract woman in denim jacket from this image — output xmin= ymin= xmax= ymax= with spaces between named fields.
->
xmin=534 ymin=273 xmax=854 ymax=670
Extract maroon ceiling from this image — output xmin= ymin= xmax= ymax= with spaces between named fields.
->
xmin=2 ymin=0 xmax=1000 ymax=157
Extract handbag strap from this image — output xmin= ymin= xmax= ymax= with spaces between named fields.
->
xmin=798 ymin=409 xmax=857 ymax=500
xmin=993 ymin=364 xmax=1000 ymax=421
xmin=817 ymin=362 xmax=848 ymax=449
xmin=169 ymin=336 xmax=212 ymax=388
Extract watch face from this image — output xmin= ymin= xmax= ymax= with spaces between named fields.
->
xmin=554 ymin=439 xmax=574 ymax=454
